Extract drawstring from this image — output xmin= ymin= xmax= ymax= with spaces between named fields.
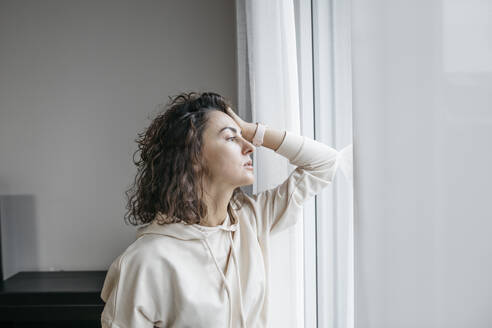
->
xmin=228 ymin=232 xmax=247 ymax=327
xmin=202 ymin=238 xmax=234 ymax=328
xmin=200 ymin=232 xmax=247 ymax=328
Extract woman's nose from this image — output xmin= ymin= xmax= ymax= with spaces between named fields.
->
xmin=242 ymin=138 xmax=255 ymax=154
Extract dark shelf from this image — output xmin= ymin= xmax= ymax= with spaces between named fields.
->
xmin=0 ymin=270 xmax=107 ymax=323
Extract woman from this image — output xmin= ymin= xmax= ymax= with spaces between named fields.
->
xmin=100 ymin=91 xmax=340 ymax=327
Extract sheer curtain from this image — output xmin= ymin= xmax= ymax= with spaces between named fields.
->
xmin=236 ymin=0 xmax=354 ymax=327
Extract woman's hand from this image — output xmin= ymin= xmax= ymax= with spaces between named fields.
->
xmin=226 ymin=107 xmax=258 ymax=143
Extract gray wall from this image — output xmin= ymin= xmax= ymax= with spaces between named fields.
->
xmin=353 ymin=0 xmax=492 ymax=327
xmin=0 ymin=0 xmax=237 ymax=278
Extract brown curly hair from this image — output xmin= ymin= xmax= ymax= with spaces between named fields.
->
xmin=124 ymin=91 xmax=247 ymax=226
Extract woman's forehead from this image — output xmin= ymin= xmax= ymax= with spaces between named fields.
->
xmin=209 ymin=111 xmax=240 ymax=132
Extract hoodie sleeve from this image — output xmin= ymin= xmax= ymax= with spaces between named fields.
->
xmin=100 ymin=254 xmax=160 ymax=328
xmin=248 ymin=130 xmax=341 ymax=237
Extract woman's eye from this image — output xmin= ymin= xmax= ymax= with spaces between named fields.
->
xmin=227 ymin=137 xmax=237 ymax=141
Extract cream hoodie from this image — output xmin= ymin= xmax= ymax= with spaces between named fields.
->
xmin=100 ymin=131 xmax=351 ymax=328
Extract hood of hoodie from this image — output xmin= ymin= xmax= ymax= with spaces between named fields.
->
xmin=135 ymin=209 xmax=239 ymax=240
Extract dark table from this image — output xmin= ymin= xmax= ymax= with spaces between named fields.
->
xmin=0 ymin=271 xmax=107 ymax=327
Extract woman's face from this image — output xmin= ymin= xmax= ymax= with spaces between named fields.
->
xmin=201 ymin=110 xmax=255 ymax=189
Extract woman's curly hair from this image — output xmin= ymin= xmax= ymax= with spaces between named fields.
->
xmin=124 ymin=91 xmax=247 ymax=226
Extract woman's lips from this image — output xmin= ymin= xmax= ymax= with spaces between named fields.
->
xmin=244 ymin=164 xmax=253 ymax=170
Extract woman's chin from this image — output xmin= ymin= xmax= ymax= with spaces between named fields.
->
xmin=238 ymin=177 xmax=254 ymax=187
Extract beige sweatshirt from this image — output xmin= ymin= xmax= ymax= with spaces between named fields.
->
xmin=100 ymin=130 xmax=346 ymax=328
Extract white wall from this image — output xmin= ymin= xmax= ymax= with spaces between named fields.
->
xmin=0 ymin=0 xmax=237 ymax=277
xmin=352 ymin=0 xmax=492 ymax=327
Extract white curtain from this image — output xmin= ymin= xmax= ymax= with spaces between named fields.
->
xmin=236 ymin=0 xmax=354 ymax=327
